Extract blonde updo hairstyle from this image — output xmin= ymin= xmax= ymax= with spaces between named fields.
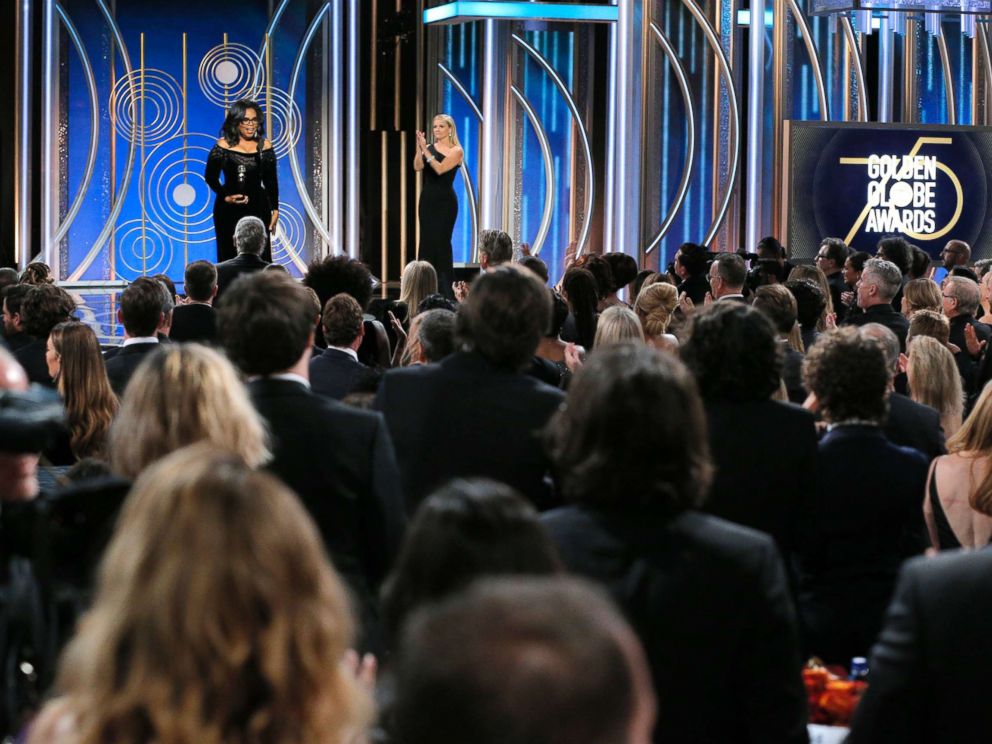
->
xmin=634 ymin=282 xmax=678 ymax=337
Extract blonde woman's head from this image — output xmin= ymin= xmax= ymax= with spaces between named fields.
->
xmin=432 ymin=114 xmax=460 ymax=147
xmin=634 ymin=282 xmax=678 ymax=336
xmin=907 ymin=335 xmax=963 ymax=421
xmin=399 ymin=261 xmax=439 ymax=318
xmin=901 ymin=278 xmax=942 ymax=317
xmin=594 ymin=306 xmax=645 ymax=348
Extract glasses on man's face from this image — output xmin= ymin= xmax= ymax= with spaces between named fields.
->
xmin=815 ymin=254 xmax=829 ymax=261
xmin=943 ymin=294 xmax=957 ymax=301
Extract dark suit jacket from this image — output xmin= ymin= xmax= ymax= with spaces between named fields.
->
xmin=3 ymin=331 xmax=33 ymax=353
xmin=677 ymin=273 xmax=712 ymax=305
xmin=781 ymin=344 xmax=806 ymax=404
xmin=375 ymin=351 xmax=565 ymax=511
xmin=826 ymin=270 xmax=847 ymax=322
xmin=542 ymin=506 xmax=808 ymax=744
xmin=842 ymin=302 xmax=910 ymax=350
xmin=797 ymin=425 xmax=929 ymax=663
xmin=309 ymin=348 xmax=376 ymax=400
xmin=883 ymin=392 xmax=946 ymax=462
xmin=948 ymin=314 xmax=990 ymax=396
xmin=13 ymin=339 xmax=53 ymax=387
xmin=104 ymin=342 xmax=160 ymax=397
xmin=248 ymin=377 xmax=404 ymax=650
xmin=214 ymin=253 xmax=269 ymax=299
xmin=169 ymin=303 xmax=217 ymax=344
xmin=848 ymin=549 xmax=992 ymax=744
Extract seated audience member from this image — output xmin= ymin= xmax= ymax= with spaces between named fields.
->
xmin=680 ymin=303 xmax=817 ymax=562
xmin=922 ymin=383 xmax=992 ymax=550
xmin=531 ymin=290 xmax=569 ymax=386
xmin=602 ymin=252 xmax=638 ymax=308
xmin=0 ymin=347 xmax=44 ymax=502
xmin=907 ymin=336 xmax=964 ymax=439
xmin=393 ymin=577 xmax=654 ymax=744
xmin=28 ymin=445 xmax=370 ymax=744
xmin=518 ymin=255 xmax=549 ymax=284
xmin=753 ymin=284 xmax=806 ymax=404
xmin=756 ymin=235 xmax=795 ymax=277
xmin=789 ymin=264 xmax=835 ymax=329
xmin=909 ymin=244 xmax=932 ymax=280
xmin=19 ymin=262 xmax=54 ymax=286
xmin=44 ymin=322 xmax=118 ymax=464
xmin=304 ymin=255 xmax=390 ymax=368
xmin=152 ymin=273 xmax=178 ymax=307
xmin=169 ymin=260 xmax=217 ymax=343
xmin=104 ymin=277 xmax=168 ymax=396
xmin=943 ymin=275 xmax=990 ymax=395
xmin=950 ymin=265 xmax=980 ymax=284
xmin=674 ymin=242 xmax=712 ymax=305
xmin=14 ymin=284 xmax=77 ymax=386
xmin=847 ymin=548 xmax=992 ymax=743
xmin=816 ymin=237 xmax=850 ymax=322
xmin=416 ymin=293 xmax=457 ymax=314
xmin=377 ymin=264 xmax=565 ymax=510
xmin=841 ymin=250 xmax=871 ymax=317
xmin=900 ymin=277 xmax=942 ymax=318
xmin=542 ymin=345 xmax=807 ymax=744
xmin=397 ymin=261 xmax=438 ymax=325
xmin=310 ymin=293 xmax=376 ymax=400
xmin=380 ymin=479 xmax=561 ymax=650
xmin=786 ymin=278 xmax=827 ymax=351
xmin=798 ymin=327 xmax=929 ymax=663
xmin=907 ymin=308 xmax=951 ymax=347
xmin=634 ymin=282 xmax=678 ymax=352
xmin=109 ymin=344 xmax=269 ymax=480
xmin=559 ymin=267 xmax=599 ymax=349
xmin=751 ymin=258 xmax=786 ymax=288
xmin=2 ymin=284 xmax=33 ymax=351
xmin=219 ymin=270 xmax=404 ymax=651
xmin=843 ymin=257 xmax=910 ymax=349
xmin=861 ymin=323 xmax=946 ymax=461
xmin=214 ymin=215 xmax=270 ymax=299
xmin=593 ymin=306 xmax=644 ymax=348
xmin=707 ymin=253 xmax=747 ymax=303
xmin=876 ymin=236 xmax=913 ymax=308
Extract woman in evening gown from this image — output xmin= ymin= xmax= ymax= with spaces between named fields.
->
xmin=414 ymin=114 xmax=463 ymax=296
xmin=204 ymin=99 xmax=279 ymax=263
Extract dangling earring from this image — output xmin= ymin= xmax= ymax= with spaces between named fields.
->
xmin=449 ymin=133 xmax=454 ymax=144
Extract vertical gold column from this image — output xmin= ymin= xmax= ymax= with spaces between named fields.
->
xmin=381 ymin=132 xmax=388 ymax=297
xmin=401 ymin=130 xmax=408 ymax=267
xmin=772 ymin=0 xmax=787 ymax=240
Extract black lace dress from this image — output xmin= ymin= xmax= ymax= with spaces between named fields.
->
xmin=204 ymin=145 xmax=278 ymax=262
xmin=417 ymin=144 xmax=458 ymax=294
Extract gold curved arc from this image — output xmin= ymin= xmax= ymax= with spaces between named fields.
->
xmin=904 ymin=162 xmax=962 ymax=241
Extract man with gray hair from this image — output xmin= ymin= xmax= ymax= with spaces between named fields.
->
xmin=708 ymin=253 xmax=747 ymax=302
xmin=844 ymin=257 xmax=909 ymax=349
xmin=215 ymin=215 xmax=271 ymax=299
xmin=478 ymin=229 xmax=514 ymax=270
xmin=941 ymin=275 xmax=990 ymax=396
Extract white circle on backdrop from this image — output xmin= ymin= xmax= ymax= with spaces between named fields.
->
xmin=172 ymin=183 xmax=197 ymax=207
xmin=888 ymin=181 xmax=913 ymax=209
xmin=214 ymin=60 xmax=240 ymax=85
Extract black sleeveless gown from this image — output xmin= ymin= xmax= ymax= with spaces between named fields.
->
xmin=418 ymin=144 xmax=458 ymax=295
xmin=205 ymin=145 xmax=278 ymax=263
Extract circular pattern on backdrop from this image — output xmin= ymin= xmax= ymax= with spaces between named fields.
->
xmin=270 ymin=202 xmax=305 ymax=266
xmin=112 ymin=68 xmax=184 ymax=144
xmin=142 ymin=132 xmax=219 ymax=245
xmin=114 ymin=219 xmax=175 ymax=276
xmin=198 ymin=42 xmax=262 ymax=108
xmin=250 ymin=87 xmax=302 ymax=159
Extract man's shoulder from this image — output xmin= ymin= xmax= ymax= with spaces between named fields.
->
xmin=889 ymin=391 xmax=941 ymax=425
xmin=900 ymin=548 xmax=992 ymax=600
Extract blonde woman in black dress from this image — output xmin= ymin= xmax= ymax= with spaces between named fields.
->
xmin=205 ymin=100 xmax=279 ymax=262
xmin=414 ymin=114 xmax=463 ymax=296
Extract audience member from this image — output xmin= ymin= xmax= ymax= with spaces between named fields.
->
xmin=310 ymin=293 xmax=377 ymax=400
xmin=630 ymin=269 xmax=658 ymax=300
xmin=478 ymin=229 xmax=514 ymax=270
xmin=816 ymin=237 xmax=850 ymax=321
xmin=909 ymin=244 xmax=932 ymax=280
xmin=28 ymin=445 xmax=370 ymax=744
xmin=907 ymin=308 xmax=951 ymax=346
xmin=876 ymin=236 xmax=912 ymax=308
xmin=152 ymin=273 xmax=178 ymax=307
xmin=940 ymin=239 xmax=971 ymax=270
xmin=633 ymin=282 xmax=678 ymax=352
xmin=843 ymin=257 xmax=910 ymax=349
xmin=786 ymin=278 xmax=826 ymax=351
xmin=949 ymin=265 xmax=979 ymax=284
xmin=2 ymin=284 xmax=33 ymax=351
xmin=398 ymin=261 xmax=438 ymax=323
xmin=942 ymin=275 xmax=990 ymax=393
xmin=15 ymin=284 xmax=77 ymax=386
xmin=393 ymin=577 xmax=654 ymax=744
xmin=532 ymin=290 xmax=569 ymax=385
xmin=19 ymin=262 xmax=54 ymax=286
xmin=560 ymin=267 xmax=598 ymax=349
xmin=0 ymin=347 xmax=43 ymax=502
xmin=900 ymin=277 xmax=942 ymax=318
xmin=753 ymin=284 xmax=806 ymax=404
xmin=518 ymin=255 xmax=549 ymax=284
xmin=416 ymin=293 xmax=457 ymax=314
xmin=673 ymin=242 xmax=711 ymax=305
xmin=542 ymin=345 xmax=807 ymax=744
xmin=593 ymin=306 xmax=644 ymax=347
xmin=572 ymin=254 xmax=614 ymax=310
xmin=414 ymin=308 xmax=456 ymax=363
xmin=798 ymin=327 xmax=929 ymax=663
xmin=169 ymin=260 xmax=217 ymax=343
xmin=0 ymin=267 xmax=18 ymax=292
xmin=602 ymin=252 xmax=638 ymax=307
xmin=841 ymin=250 xmax=871 ymax=318
xmin=707 ymin=253 xmax=747 ymax=303
xmin=104 ymin=278 xmax=167 ymax=396
xmin=979 ymin=267 xmax=992 ymax=320
xmin=789 ymin=264 xmax=835 ymax=329
xmin=907 ymin=336 xmax=964 ymax=439
xmin=214 ymin=215 xmax=270 ymax=299
xmin=153 ymin=278 xmax=175 ymax=340
xmin=376 ymin=264 xmax=564 ymax=510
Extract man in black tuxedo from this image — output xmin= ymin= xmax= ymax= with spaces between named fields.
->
xmin=170 ymin=260 xmax=218 ymax=344
xmin=218 ymin=270 xmax=404 ymax=652
xmin=843 ymin=257 xmax=910 ymax=349
xmin=214 ymin=216 xmax=270 ymax=300
xmin=848 ymin=549 xmax=992 ymax=743
xmin=376 ymin=264 xmax=565 ymax=511
xmin=2 ymin=285 xmax=34 ymax=352
xmin=815 ymin=237 xmax=850 ymax=323
xmin=942 ymin=275 xmax=991 ymax=397
xmin=309 ymin=293 xmax=376 ymax=400
xmin=104 ymin=277 xmax=167 ymax=396
xmin=708 ymin=253 xmax=748 ymax=303
xmin=13 ymin=285 xmax=77 ymax=387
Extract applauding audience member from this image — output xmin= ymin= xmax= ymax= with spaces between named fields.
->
xmin=633 ymin=282 xmax=678 ymax=352
xmin=214 ymin=215 xmax=270 ymax=300
xmin=906 ymin=336 xmax=964 ymax=439
xmin=104 ymin=278 xmax=168 ymax=396
xmin=14 ymin=284 xmax=77 ymax=386
xmin=169 ymin=260 xmax=218 ymax=343
xmin=900 ymin=278 xmax=942 ymax=319
xmin=752 ymin=284 xmax=806 ymax=403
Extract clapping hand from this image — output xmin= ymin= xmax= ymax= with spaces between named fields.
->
xmin=678 ymin=291 xmax=695 ymax=314
xmin=416 ymin=130 xmax=429 ymax=154
xmin=965 ymin=322 xmax=987 ymax=358
xmin=564 ymin=342 xmax=586 ymax=373
xmin=453 ymin=280 xmax=470 ymax=303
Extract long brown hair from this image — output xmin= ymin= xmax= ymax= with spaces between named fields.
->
xmin=50 ymin=321 xmax=118 ymax=459
xmin=948 ymin=383 xmax=992 ymax=514
xmin=33 ymin=444 xmax=369 ymax=744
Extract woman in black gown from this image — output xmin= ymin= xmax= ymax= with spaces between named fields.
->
xmin=205 ymin=100 xmax=279 ymax=263
xmin=415 ymin=114 xmax=463 ymax=296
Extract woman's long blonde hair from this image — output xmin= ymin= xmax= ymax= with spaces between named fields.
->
xmin=399 ymin=260 xmax=438 ymax=318
xmin=109 ymin=344 xmax=269 ymax=479
xmin=948 ymin=382 xmax=992 ymax=514
xmin=908 ymin=336 xmax=964 ymax=437
xmin=37 ymin=444 xmax=369 ymax=744
xmin=594 ymin=306 xmax=645 ymax=348
xmin=432 ymin=114 xmax=460 ymax=147
xmin=634 ymin=282 xmax=678 ymax=337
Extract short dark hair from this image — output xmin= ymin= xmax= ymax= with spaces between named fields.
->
xmin=757 ymin=235 xmax=786 ymax=259
xmin=456 ymin=264 xmax=550 ymax=371
xmin=546 ymin=344 xmax=712 ymax=512
xmin=118 ymin=278 xmax=165 ymax=337
xmin=381 ymin=479 xmax=560 ymax=647
xmin=394 ymin=577 xmax=637 ymax=744
xmin=681 ymin=302 xmax=783 ymax=402
xmin=820 ymin=237 xmax=849 ymax=265
xmin=847 ymin=250 xmax=871 ymax=273
xmin=755 ymin=259 xmax=786 ymax=284
xmin=803 ymin=326 xmax=889 ymax=424
xmin=876 ymin=236 xmax=912 ymax=275
xmin=321 ymin=293 xmax=364 ymax=347
xmin=785 ymin=279 xmax=826 ymax=328
xmin=152 ymin=273 xmax=177 ymax=301
xmin=603 ymin=253 xmax=638 ymax=292
xmin=950 ymin=265 xmax=979 ymax=284
xmin=303 ymin=255 xmax=373 ymax=311
xmin=712 ymin=253 xmax=746 ymax=288
xmin=218 ymin=271 xmax=314 ymax=375
xmin=479 ymin=229 xmax=514 ymax=266
xmin=910 ymin=245 xmax=932 ymax=279
xmin=20 ymin=284 xmax=77 ymax=338
xmin=753 ymin=284 xmax=798 ymax=335
xmin=417 ymin=293 xmax=458 ymax=314
xmin=184 ymin=260 xmax=218 ymax=302
xmin=2 ymin=283 xmax=32 ymax=316
xmin=676 ymin=242 xmax=710 ymax=276
xmin=0 ymin=268 xmax=19 ymax=290
xmin=417 ymin=308 xmax=457 ymax=362
xmin=518 ymin=256 xmax=549 ymax=284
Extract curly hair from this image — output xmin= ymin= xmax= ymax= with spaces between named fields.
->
xmin=546 ymin=344 xmax=712 ymax=513
xmin=680 ymin=303 xmax=783 ymax=403
xmin=802 ymin=326 xmax=889 ymax=424
xmin=303 ymin=255 xmax=374 ymax=310
xmin=634 ymin=282 xmax=677 ymax=337
xmin=876 ymin=236 xmax=913 ymax=275
xmin=21 ymin=284 xmax=77 ymax=338
xmin=20 ymin=262 xmax=55 ymax=285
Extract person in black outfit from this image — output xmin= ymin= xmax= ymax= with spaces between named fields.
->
xmin=309 ymin=293 xmax=377 ymax=400
xmin=414 ymin=115 xmax=463 ymax=296
xmin=2 ymin=284 xmax=34 ymax=352
xmin=104 ymin=277 xmax=166 ymax=397
xmin=815 ymin=237 xmax=850 ymax=323
xmin=214 ymin=215 xmax=271 ymax=300
xmin=673 ymin=242 xmax=711 ymax=305
xmin=169 ymin=260 xmax=217 ymax=344
xmin=204 ymin=99 xmax=278 ymax=263
xmin=13 ymin=284 xmax=77 ymax=387
xmin=942 ymin=275 xmax=991 ymax=398
xmin=843 ymin=257 xmax=910 ymax=349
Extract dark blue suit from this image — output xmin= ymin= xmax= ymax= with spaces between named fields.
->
xmin=309 ymin=347 xmax=376 ymax=400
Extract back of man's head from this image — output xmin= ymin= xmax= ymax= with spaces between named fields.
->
xmin=456 ymin=264 xmax=551 ymax=371
xmin=321 ymin=293 xmax=364 ymax=347
xmin=861 ymin=258 xmax=902 ymax=303
xmin=394 ymin=576 xmax=654 ymax=744
xmin=805 ymin=327 xmax=890 ymax=424
xmin=417 ymin=308 xmax=457 ymax=362
xmin=518 ymin=255 xmax=549 ymax=284
xmin=22 ymin=284 xmax=77 ymax=338
xmin=184 ymin=260 xmax=218 ymax=302
xmin=712 ymin=253 xmax=746 ymax=290
xmin=233 ymin=216 xmax=267 ymax=256
xmin=479 ymin=229 xmax=514 ymax=268
xmin=0 ymin=268 xmax=19 ymax=291
xmin=118 ymin=278 xmax=165 ymax=337
xmin=303 ymin=255 xmax=374 ymax=311
xmin=859 ymin=323 xmax=900 ymax=377
xmin=3 ymin=284 xmax=32 ymax=321
xmin=876 ymin=237 xmax=913 ymax=275
xmin=218 ymin=271 xmax=314 ymax=376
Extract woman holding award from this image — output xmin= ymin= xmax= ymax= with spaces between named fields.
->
xmin=414 ymin=114 xmax=463 ymax=295
xmin=205 ymin=100 xmax=279 ymax=263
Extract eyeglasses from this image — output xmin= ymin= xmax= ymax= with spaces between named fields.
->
xmin=942 ymin=294 xmax=957 ymax=300
xmin=815 ymin=254 xmax=830 ymax=260
xmin=240 ymin=117 xmax=258 ymax=125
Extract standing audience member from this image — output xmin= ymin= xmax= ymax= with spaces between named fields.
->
xmin=798 ymin=327 xmax=929 ymax=663
xmin=707 ymin=253 xmax=747 ymax=303
xmin=478 ymin=229 xmax=514 ymax=270
xmin=397 ymin=261 xmax=438 ymax=323
xmin=533 ymin=290 xmax=570 ymax=383
xmin=673 ymin=242 xmax=711 ymax=305
xmin=560 ymin=267 xmax=599 ymax=350
xmin=19 ymin=263 xmax=55 ymax=286
xmin=376 ymin=264 xmax=565 ymax=510
xmin=841 ymin=250 xmax=871 ymax=317
xmin=602 ymin=252 xmax=639 ymax=308
xmin=789 ymin=265 xmax=835 ymax=330
xmin=518 ymin=255 xmax=549 ymax=284
xmin=572 ymin=254 xmax=615 ymax=311
xmin=214 ymin=215 xmax=270 ymax=299
xmin=0 ymin=348 xmax=43 ymax=502
xmin=909 ymin=245 xmax=932 ymax=280
xmin=815 ymin=237 xmax=850 ymax=321
xmin=634 ymin=282 xmax=678 ymax=352
xmin=542 ymin=345 xmax=808 ymax=744
xmin=28 ymin=445 xmax=370 ymax=744
xmin=0 ymin=268 xmax=18 ymax=293
xmin=753 ymin=284 xmax=806 ymax=404
xmin=900 ymin=278 xmax=942 ymax=318
xmin=2 ymin=285 xmax=33 ymax=351
xmin=942 ymin=275 xmax=990 ymax=396
xmin=104 ymin=278 xmax=167 ymax=396
xmin=978 ymin=267 xmax=992 ymax=320
xmin=786 ymin=279 xmax=827 ymax=352
xmin=310 ymin=293 xmax=377 ymax=400
xmin=907 ymin=309 xmax=951 ymax=347
xmin=14 ymin=284 xmax=77 ymax=386
xmin=906 ymin=336 xmax=964 ymax=439
xmin=169 ymin=260 xmax=218 ymax=343
xmin=940 ymin=239 xmax=971 ymax=270
xmin=397 ymin=308 xmax=457 ymax=368
xmin=876 ymin=237 xmax=913 ymax=309
xmin=843 ymin=258 xmax=910 ymax=349
xmin=593 ymin=306 xmax=644 ymax=348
